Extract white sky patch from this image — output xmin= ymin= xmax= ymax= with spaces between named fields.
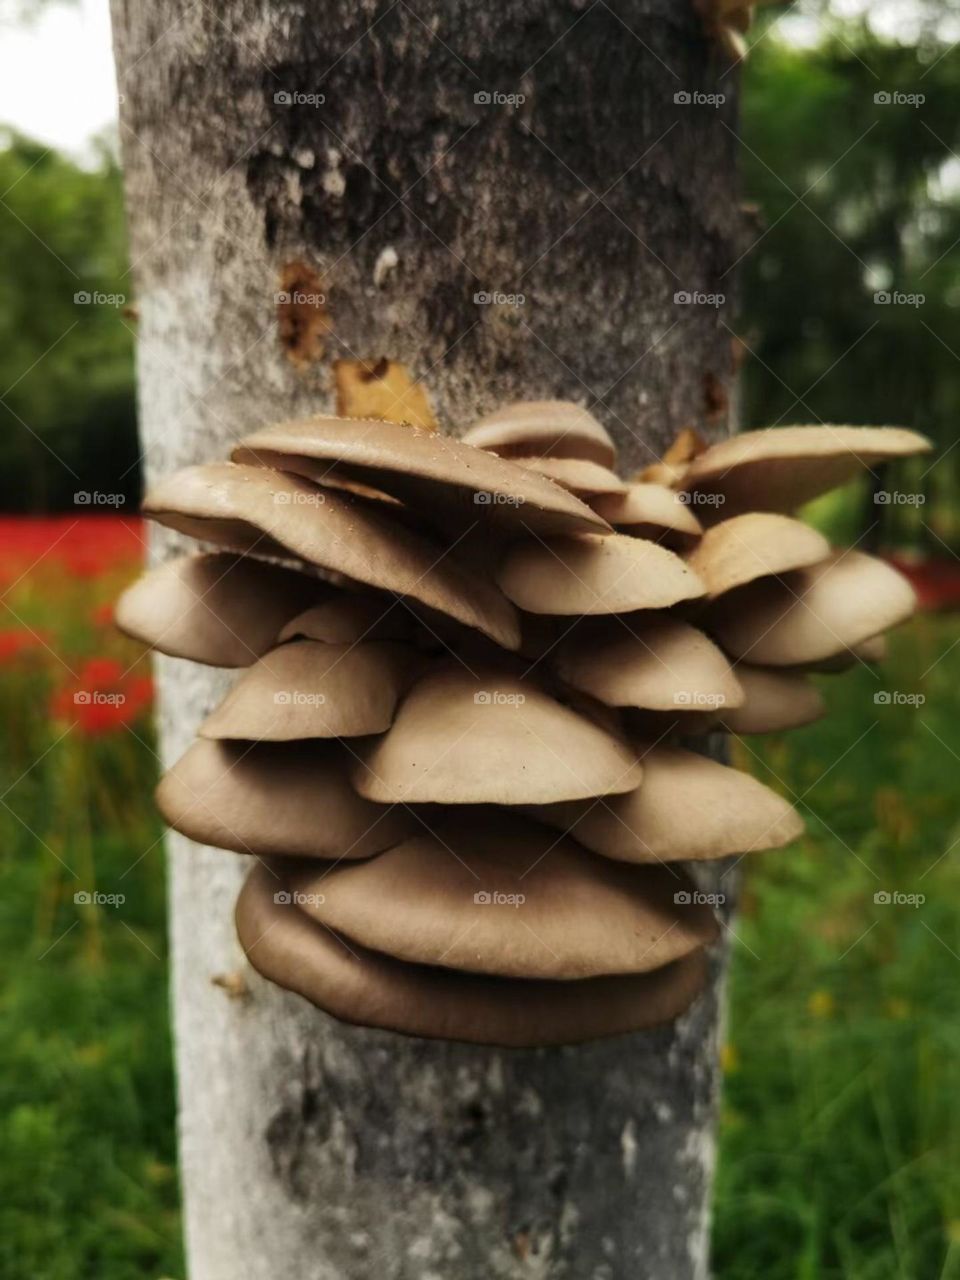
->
xmin=0 ymin=0 xmax=118 ymax=162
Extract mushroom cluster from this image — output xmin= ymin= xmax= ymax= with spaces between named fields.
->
xmin=118 ymin=402 xmax=931 ymax=1047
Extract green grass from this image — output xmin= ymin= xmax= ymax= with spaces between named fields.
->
xmin=1 ymin=546 xmax=957 ymax=1279
xmin=713 ymin=613 xmax=960 ymax=1280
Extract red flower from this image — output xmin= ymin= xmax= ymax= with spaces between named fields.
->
xmin=0 ymin=628 xmax=52 ymax=664
xmin=50 ymin=657 xmax=154 ymax=736
xmin=91 ymin=603 xmax=115 ymax=627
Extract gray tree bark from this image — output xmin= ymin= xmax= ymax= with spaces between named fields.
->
xmin=110 ymin=2 xmax=741 ymax=1276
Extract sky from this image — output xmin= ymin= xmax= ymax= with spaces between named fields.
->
xmin=0 ymin=0 xmax=949 ymax=159
xmin=0 ymin=0 xmax=118 ymax=159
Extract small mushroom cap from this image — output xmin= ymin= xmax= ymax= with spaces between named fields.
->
xmin=497 ymin=533 xmax=706 ymax=615
xmin=115 ymin=552 xmax=317 ymax=666
xmin=707 ymin=551 xmax=917 ymax=666
xmin=278 ymin=594 xmax=415 ymax=645
xmin=681 ymin=425 xmax=933 ymax=516
xmin=156 ymin=738 xmax=416 ymax=858
xmin=686 ymin=513 xmax=831 ymax=597
xmin=233 ymin=416 xmax=608 ymax=537
xmin=592 ymin=483 xmax=703 ymax=540
xmin=351 ymin=665 xmax=643 ymax=804
xmin=461 ymin=400 xmax=617 ymax=467
xmin=236 ymin=862 xmax=709 ymax=1047
xmin=143 ymin=463 xmax=521 ymax=651
xmin=554 ymin=618 xmax=744 ymax=712
xmin=512 ymin=456 xmax=627 ymax=497
xmin=720 ymin=665 xmax=826 ymax=734
xmin=279 ymin=812 xmax=718 ymax=978
xmin=531 ymin=743 xmax=803 ymax=863
xmin=199 ymin=640 xmax=421 ymax=741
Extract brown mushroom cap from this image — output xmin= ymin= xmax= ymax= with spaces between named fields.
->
xmin=497 ymin=533 xmax=706 ymax=616
xmin=461 ymin=400 xmax=618 ymax=467
xmin=351 ymin=665 xmax=643 ymax=804
xmin=232 ymin=416 xmax=609 ymax=537
xmin=278 ymin=812 xmax=718 ymax=978
xmin=115 ymin=552 xmax=318 ymax=666
xmin=592 ymin=483 xmax=703 ymax=541
xmin=512 ymin=456 xmax=627 ymax=497
xmin=277 ymin=594 xmax=415 ymax=645
xmin=199 ymin=639 xmax=421 ymax=741
xmin=142 ymin=462 xmax=521 ymax=651
xmin=720 ymin=665 xmax=826 ymax=734
xmin=686 ymin=513 xmax=831 ymax=597
xmin=531 ymin=743 xmax=803 ymax=863
xmin=554 ymin=618 xmax=744 ymax=713
xmin=681 ymin=425 xmax=933 ymax=516
xmin=236 ymin=862 xmax=709 ymax=1047
xmin=706 ymin=551 xmax=917 ymax=666
xmin=156 ymin=738 xmax=416 ymax=858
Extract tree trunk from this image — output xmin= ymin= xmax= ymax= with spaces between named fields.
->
xmin=110 ymin=3 xmax=741 ymax=1276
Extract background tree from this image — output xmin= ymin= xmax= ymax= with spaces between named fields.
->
xmin=109 ymin=1 xmax=742 ymax=1276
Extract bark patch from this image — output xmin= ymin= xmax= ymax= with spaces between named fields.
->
xmin=277 ymin=260 xmax=332 ymax=368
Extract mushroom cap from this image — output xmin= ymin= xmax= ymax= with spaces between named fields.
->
xmin=592 ymin=483 xmax=703 ymax=540
xmin=232 ymin=416 xmax=608 ymax=537
xmin=115 ymin=552 xmax=317 ymax=667
xmin=461 ymin=400 xmax=617 ymax=467
xmin=351 ymin=665 xmax=643 ymax=804
xmin=707 ymin=551 xmax=917 ymax=665
xmin=143 ymin=462 xmax=521 ymax=651
xmin=512 ymin=456 xmax=627 ymax=497
xmin=236 ymin=863 xmax=709 ymax=1047
xmin=277 ymin=594 xmax=415 ymax=645
xmin=156 ymin=738 xmax=416 ymax=858
xmin=278 ymin=812 xmax=718 ymax=978
xmin=531 ymin=743 xmax=803 ymax=863
xmin=800 ymin=632 xmax=888 ymax=673
xmin=720 ymin=665 xmax=826 ymax=734
xmin=681 ymin=425 xmax=933 ymax=516
xmin=199 ymin=640 xmax=421 ymax=741
xmin=554 ymin=617 xmax=743 ymax=713
xmin=686 ymin=513 xmax=831 ymax=598
xmin=497 ymin=533 xmax=706 ymax=616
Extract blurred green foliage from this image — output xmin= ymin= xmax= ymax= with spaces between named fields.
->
xmin=739 ymin=23 xmax=960 ymax=548
xmin=0 ymin=133 xmax=139 ymax=512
